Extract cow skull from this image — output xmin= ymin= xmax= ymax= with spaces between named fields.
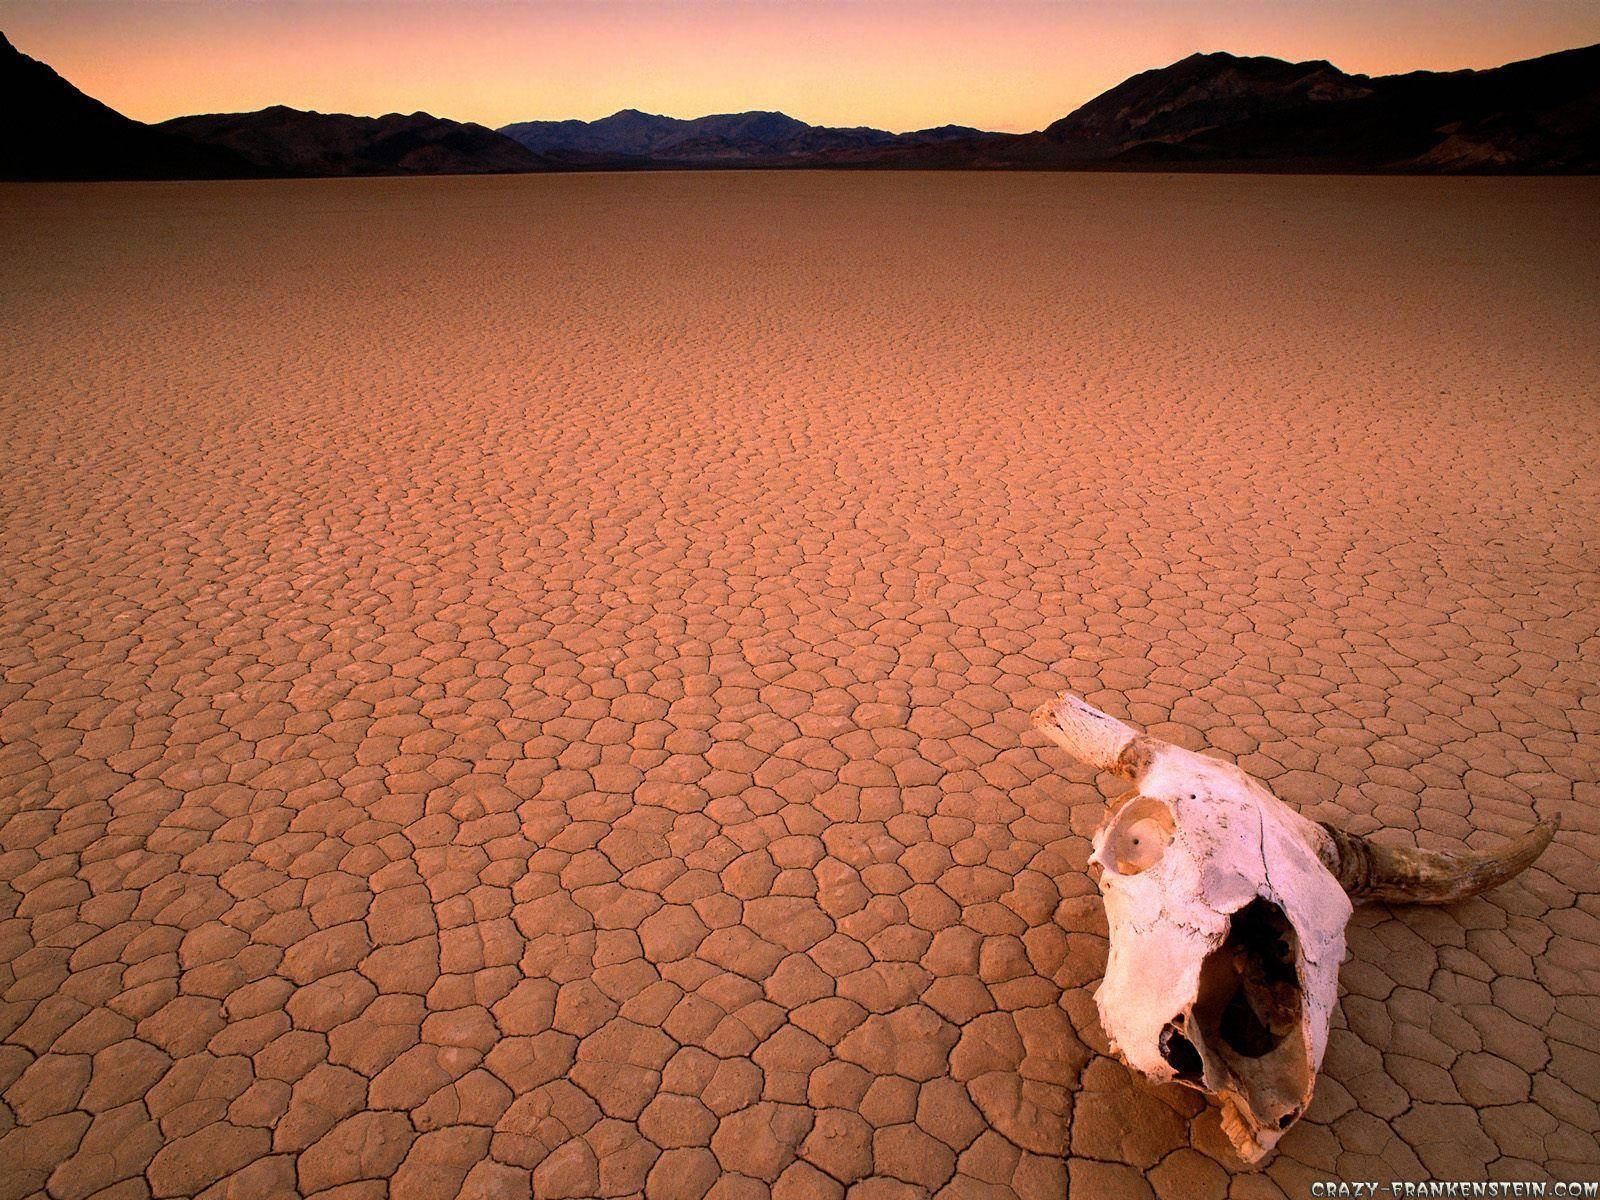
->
xmin=1032 ymin=692 xmax=1557 ymax=1163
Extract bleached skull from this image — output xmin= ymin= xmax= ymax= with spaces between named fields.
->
xmin=1033 ymin=692 xmax=1557 ymax=1163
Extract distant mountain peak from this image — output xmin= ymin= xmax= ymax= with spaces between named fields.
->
xmin=1042 ymin=41 xmax=1598 ymax=171
xmin=1045 ymin=48 xmax=1372 ymax=147
xmin=498 ymin=106 xmax=901 ymax=161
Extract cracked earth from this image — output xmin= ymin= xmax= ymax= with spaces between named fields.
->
xmin=0 ymin=172 xmax=1596 ymax=1199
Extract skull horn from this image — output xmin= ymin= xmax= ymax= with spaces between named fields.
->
xmin=1318 ymin=816 xmax=1559 ymax=905
xmin=1031 ymin=693 xmax=1161 ymax=781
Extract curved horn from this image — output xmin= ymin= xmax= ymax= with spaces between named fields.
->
xmin=1032 ymin=692 xmax=1160 ymax=782
xmin=1319 ymin=816 xmax=1558 ymax=905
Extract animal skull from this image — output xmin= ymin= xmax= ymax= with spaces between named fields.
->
xmin=1032 ymin=692 xmax=1557 ymax=1163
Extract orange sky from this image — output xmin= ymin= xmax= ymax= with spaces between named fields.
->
xmin=5 ymin=0 xmax=1598 ymax=133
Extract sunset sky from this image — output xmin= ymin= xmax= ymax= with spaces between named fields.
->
xmin=5 ymin=0 xmax=1598 ymax=134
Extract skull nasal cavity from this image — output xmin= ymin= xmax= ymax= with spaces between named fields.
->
xmin=1198 ymin=898 xmax=1302 ymax=1060
xmin=1159 ymin=1022 xmax=1204 ymax=1084
xmin=1103 ymin=797 xmax=1175 ymax=874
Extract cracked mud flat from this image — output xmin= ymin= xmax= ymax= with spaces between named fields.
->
xmin=0 ymin=171 xmax=1596 ymax=1199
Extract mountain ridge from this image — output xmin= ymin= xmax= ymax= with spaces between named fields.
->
xmin=497 ymin=108 xmax=946 ymax=162
xmin=159 ymin=105 xmax=551 ymax=176
xmin=0 ymin=30 xmax=254 ymax=179
xmin=1032 ymin=43 xmax=1600 ymax=171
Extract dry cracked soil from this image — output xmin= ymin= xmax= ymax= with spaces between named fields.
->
xmin=0 ymin=171 xmax=1596 ymax=1200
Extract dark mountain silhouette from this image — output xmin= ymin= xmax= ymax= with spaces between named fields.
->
xmin=0 ymin=31 xmax=252 ymax=179
xmin=901 ymin=125 xmax=990 ymax=143
xmin=1 ymin=31 xmax=550 ymax=180
xmin=1034 ymin=44 xmax=1600 ymax=171
xmin=160 ymin=106 xmax=550 ymax=176
xmin=500 ymin=108 xmax=902 ymax=162
xmin=1044 ymin=52 xmax=1373 ymax=148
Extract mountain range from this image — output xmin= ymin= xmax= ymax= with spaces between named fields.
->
xmin=3 ymin=29 xmax=1596 ymax=180
xmin=500 ymin=108 xmax=986 ymax=165
xmin=161 ymin=106 xmax=549 ymax=176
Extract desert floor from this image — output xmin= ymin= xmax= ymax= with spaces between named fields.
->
xmin=0 ymin=171 xmax=1596 ymax=1199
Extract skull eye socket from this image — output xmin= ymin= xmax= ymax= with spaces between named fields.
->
xmin=1102 ymin=797 xmax=1175 ymax=875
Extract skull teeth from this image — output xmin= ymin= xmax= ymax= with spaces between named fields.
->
xmin=1219 ymin=1097 xmax=1268 ymax=1163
